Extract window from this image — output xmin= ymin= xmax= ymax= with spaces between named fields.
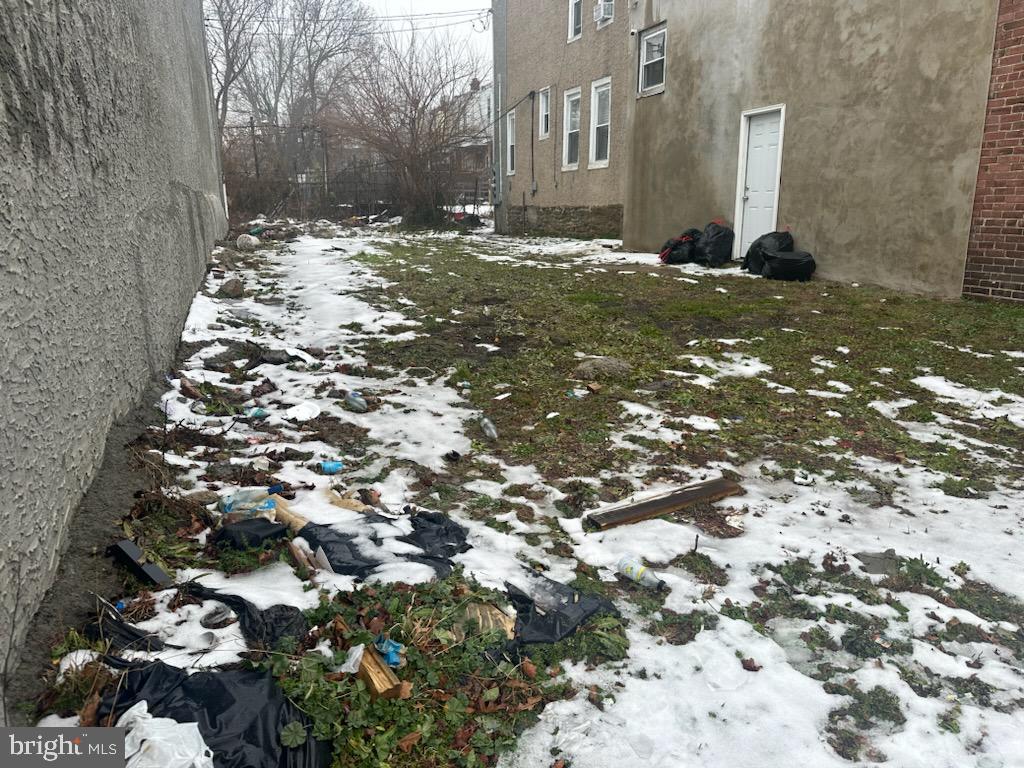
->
xmin=589 ymin=78 xmax=611 ymax=167
xmin=594 ymin=0 xmax=614 ymax=27
xmin=506 ymin=111 xmax=516 ymax=175
xmin=568 ymin=0 xmax=582 ymax=41
xmin=539 ymin=88 xmax=551 ymax=140
xmin=563 ymin=88 xmax=582 ymax=169
xmin=639 ymin=25 xmax=667 ymax=93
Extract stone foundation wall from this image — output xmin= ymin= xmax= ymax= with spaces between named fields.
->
xmin=498 ymin=204 xmax=623 ymax=239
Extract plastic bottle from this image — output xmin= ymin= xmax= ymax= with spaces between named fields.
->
xmin=319 ymin=460 xmax=344 ymax=475
xmin=344 ymin=390 xmax=369 ymax=413
xmin=479 ymin=416 xmax=498 ymax=441
xmin=218 ymin=488 xmax=276 ymax=516
xmin=617 ymin=555 xmax=667 ymax=591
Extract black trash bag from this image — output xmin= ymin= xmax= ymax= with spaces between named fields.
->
xmin=658 ymin=228 xmax=702 ymax=265
xmin=505 ymin=576 xmax=617 ymax=645
xmin=97 ymin=661 xmax=330 ymax=768
xmin=298 ymin=523 xmax=379 ymax=577
xmin=214 ymin=519 xmax=289 ymax=550
xmin=396 ymin=511 xmax=471 ymax=579
xmin=183 ymin=584 xmax=308 ymax=650
xmin=695 ymin=222 xmax=736 ymax=267
xmin=245 ymin=348 xmax=301 ymax=369
xmin=762 ymin=249 xmax=816 ymax=282
xmin=743 ymin=231 xmax=794 ymax=274
xmin=84 ymin=599 xmax=168 ymax=653
xmin=398 ymin=512 xmax=470 ymax=560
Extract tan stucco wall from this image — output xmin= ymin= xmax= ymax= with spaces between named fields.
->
xmin=623 ymin=0 xmax=998 ymax=297
xmin=501 ymin=0 xmax=631 ymax=212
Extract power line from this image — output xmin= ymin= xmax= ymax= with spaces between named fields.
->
xmin=221 ymin=8 xmax=490 ymax=23
xmin=205 ymin=12 xmax=491 ymax=37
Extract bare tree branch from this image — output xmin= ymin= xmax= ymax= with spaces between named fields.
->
xmin=205 ymin=0 xmax=272 ymax=132
xmin=334 ymin=29 xmax=484 ymax=223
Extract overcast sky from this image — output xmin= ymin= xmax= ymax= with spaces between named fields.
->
xmin=365 ymin=0 xmax=493 ymax=66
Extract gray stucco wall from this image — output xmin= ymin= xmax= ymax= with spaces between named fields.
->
xmin=624 ymin=0 xmax=998 ymax=297
xmin=0 ymin=0 xmax=226 ymax=716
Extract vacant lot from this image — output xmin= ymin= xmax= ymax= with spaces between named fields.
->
xmin=32 ymin=226 xmax=1024 ymax=768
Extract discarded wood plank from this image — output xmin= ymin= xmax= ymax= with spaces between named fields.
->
xmin=584 ymin=478 xmax=743 ymax=531
xmin=331 ymin=617 xmax=406 ymax=699
xmin=272 ymin=496 xmax=309 ymax=533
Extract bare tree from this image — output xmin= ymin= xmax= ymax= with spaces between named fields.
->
xmin=205 ymin=0 xmax=272 ymax=132
xmin=337 ymin=30 xmax=484 ymax=223
xmin=234 ymin=0 xmax=376 ymax=177
xmin=239 ymin=0 xmax=374 ymax=125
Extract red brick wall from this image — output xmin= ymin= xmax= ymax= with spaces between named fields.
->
xmin=964 ymin=0 xmax=1024 ymax=300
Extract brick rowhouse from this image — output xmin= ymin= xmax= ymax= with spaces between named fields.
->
xmin=964 ymin=0 xmax=1024 ymax=301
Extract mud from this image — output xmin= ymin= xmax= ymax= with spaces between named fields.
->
xmin=4 ymin=379 xmax=167 ymax=725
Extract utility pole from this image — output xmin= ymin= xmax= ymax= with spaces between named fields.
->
xmin=321 ymin=127 xmax=329 ymax=199
xmin=249 ymin=117 xmax=260 ymax=179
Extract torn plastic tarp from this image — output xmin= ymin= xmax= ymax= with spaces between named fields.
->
xmin=213 ymin=519 xmax=289 ymax=550
xmin=98 ymin=660 xmax=330 ymax=768
xmin=298 ymin=512 xmax=469 ymax=580
xmin=506 ymin=576 xmax=617 ymax=645
xmin=85 ymin=598 xmax=168 ymax=653
xmin=298 ymin=523 xmax=379 ymax=577
xmin=117 ymin=700 xmax=214 ymax=768
xmin=397 ymin=511 xmax=470 ymax=578
xmin=183 ymin=584 xmax=308 ymax=650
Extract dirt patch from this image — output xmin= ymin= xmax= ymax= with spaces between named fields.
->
xmin=5 ymin=380 xmax=167 ymax=724
xmin=302 ymin=414 xmax=372 ymax=453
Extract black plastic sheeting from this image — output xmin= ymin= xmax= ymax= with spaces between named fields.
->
xmin=98 ymin=660 xmax=330 ymax=768
xmin=298 ymin=511 xmax=469 ymax=580
xmin=85 ymin=599 xmax=168 ymax=653
xmin=214 ymin=519 xmax=289 ymax=550
xmin=298 ymin=523 xmax=379 ymax=577
xmin=397 ymin=511 xmax=471 ymax=579
xmin=505 ymin=575 xmax=617 ymax=645
xmin=183 ymin=583 xmax=308 ymax=650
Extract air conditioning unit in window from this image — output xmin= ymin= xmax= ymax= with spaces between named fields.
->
xmin=593 ymin=1 xmax=613 ymax=23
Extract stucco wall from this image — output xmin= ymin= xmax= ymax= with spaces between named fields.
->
xmin=0 ymin=0 xmax=225 ymax=716
xmin=623 ymin=0 xmax=999 ymax=297
xmin=497 ymin=0 xmax=631 ymax=234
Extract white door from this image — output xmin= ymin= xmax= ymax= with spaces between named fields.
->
xmin=739 ymin=110 xmax=782 ymax=256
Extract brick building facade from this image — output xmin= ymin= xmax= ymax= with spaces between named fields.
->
xmin=964 ymin=0 xmax=1024 ymax=301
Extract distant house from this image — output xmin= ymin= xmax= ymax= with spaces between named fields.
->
xmin=452 ymin=79 xmax=494 ymax=207
xmin=492 ymin=0 xmax=1024 ymax=300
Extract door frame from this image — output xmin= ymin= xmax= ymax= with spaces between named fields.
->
xmin=732 ymin=103 xmax=787 ymax=261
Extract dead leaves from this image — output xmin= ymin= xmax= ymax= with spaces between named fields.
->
xmin=397 ymin=731 xmax=421 ymax=753
xmin=741 ymin=657 xmax=762 ymax=672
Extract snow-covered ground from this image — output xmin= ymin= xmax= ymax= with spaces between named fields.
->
xmin=52 ymin=227 xmax=1024 ymax=768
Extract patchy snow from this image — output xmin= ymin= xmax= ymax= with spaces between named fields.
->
xmin=77 ymin=229 xmax=1024 ymax=768
xmin=912 ymin=376 xmax=1024 ymax=429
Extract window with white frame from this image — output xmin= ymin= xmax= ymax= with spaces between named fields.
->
xmin=506 ymin=111 xmax=516 ymax=175
xmin=589 ymin=78 xmax=611 ymax=167
xmin=639 ymin=25 xmax=667 ymax=93
xmin=568 ymin=0 xmax=582 ymax=41
xmin=563 ymin=88 xmax=582 ymax=169
xmin=539 ymin=88 xmax=551 ymax=139
xmin=594 ymin=0 xmax=614 ymax=27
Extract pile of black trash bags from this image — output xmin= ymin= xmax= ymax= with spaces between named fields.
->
xmin=659 ymin=222 xmax=816 ymax=281
xmin=742 ymin=231 xmax=816 ymax=281
xmin=659 ymin=221 xmax=734 ymax=268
